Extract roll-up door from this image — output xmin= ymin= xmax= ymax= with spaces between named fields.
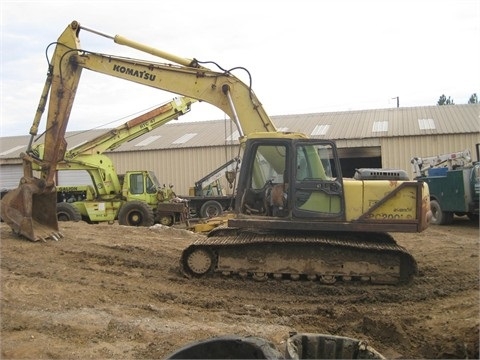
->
xmin=57 ymin=170 xmax=92 ymax=186
xmin=0 ymin=165 xmax=23 ymax=190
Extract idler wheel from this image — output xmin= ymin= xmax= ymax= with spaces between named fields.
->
xmin=252 ymin=272 xmax=268 ymax=282
xmin=185 ymin=248 xmax=214 ymax=276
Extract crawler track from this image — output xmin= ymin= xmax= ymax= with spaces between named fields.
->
xmin=180 ymin=227 xmax=417 ymax=285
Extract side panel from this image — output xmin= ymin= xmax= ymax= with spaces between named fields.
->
xmin=426 ymin=170 xmax=467 ymax=212
xmin=344 ymin=180 xmax=425 ymax=222
xmin=343 ymin=181 xmax=364 ymax=220
xmin=359 ymin=180 xmax=419 ymax=221
xmin=73 ymin=201 xmax=121 ymax=221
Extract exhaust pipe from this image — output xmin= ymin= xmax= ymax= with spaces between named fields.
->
xmin=0 ymin=177 xmax=63 ymax=241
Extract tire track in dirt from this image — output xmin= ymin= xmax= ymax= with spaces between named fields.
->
xmin=1 ymin=219 xmax=479 ymax=359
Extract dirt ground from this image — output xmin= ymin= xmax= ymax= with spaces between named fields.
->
xmin=1 ymin=217 xmax=478 ymax=359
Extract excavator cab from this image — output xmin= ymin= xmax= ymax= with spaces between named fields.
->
xmin=237 ymin=136 xmax=345 ymax=220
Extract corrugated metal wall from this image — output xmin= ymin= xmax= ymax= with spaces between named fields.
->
xmin=380 ymin=134 xmax=479 ymax=178
xmin=2 ymin=135 xmax=478 ymax=191
xmin=2 ymin=102 xmax=478 ymax=190
xmin=108 ymin=145 xmax=240 ymax=195
xmin=107 ymin=133 xmax=479 ymax=193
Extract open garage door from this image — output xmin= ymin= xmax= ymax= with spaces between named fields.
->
xmin=337 ymin=146 xmax=382 ymax=178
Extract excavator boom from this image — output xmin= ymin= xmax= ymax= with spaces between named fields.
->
xmin=1 ymin=20 xmax=277 ymax=240
xmin=75 ymin=23 xmax=276 ymax=137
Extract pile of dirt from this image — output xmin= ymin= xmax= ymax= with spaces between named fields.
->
xmin=1 ymin=218 xmax=478 ymax=359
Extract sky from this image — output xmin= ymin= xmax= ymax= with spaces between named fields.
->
xmin=1 ymin=0 xmax=479 ymax=137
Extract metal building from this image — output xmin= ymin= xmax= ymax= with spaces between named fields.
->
xmin=1 ymin=104 xmax=479 ymax=195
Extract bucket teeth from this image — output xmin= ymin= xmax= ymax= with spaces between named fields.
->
xmin=50 ymin=232 xmax=64 ymax=241
xmin=30 ymin=227 xmax=64 ymax=242
xmin=8 ymin=222 xmax=63 ymax=242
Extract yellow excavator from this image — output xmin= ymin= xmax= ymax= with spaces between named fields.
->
xmin=1 ymin=21 xmax=431 ymax=284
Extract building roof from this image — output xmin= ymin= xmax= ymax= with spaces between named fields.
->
xmin=1 ymin=104 xmax=479 ymax=160
xmin=279 ymin=104 xmax=479 ymax=139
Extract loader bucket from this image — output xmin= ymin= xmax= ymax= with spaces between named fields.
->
xmin=0 ymin=177 xmax=63 ymax=242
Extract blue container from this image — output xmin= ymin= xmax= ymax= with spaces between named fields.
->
xmin=428 ymin=167 xmax=448 ymax=176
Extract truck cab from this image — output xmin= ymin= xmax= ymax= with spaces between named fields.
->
xmin=120 ymin=171 xmax=188 ymax=226
xmin=122 ymin=171 xmax=159 ymax=205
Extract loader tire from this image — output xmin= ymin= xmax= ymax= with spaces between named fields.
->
xmin=159 ymin=214 xmax=174 ymax=226
xmin=57 ymin=202 xmax=82 ymax=222
xmin=118 ymin=201 xmax=155 ymax=227
xmin=199 ymin=200 xmax=223 ymax=218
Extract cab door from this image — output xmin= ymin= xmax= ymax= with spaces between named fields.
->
xmin=292 ymin=140 xmax=345 ymax=220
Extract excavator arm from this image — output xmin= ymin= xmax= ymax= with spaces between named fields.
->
xmin=0 ymin=22 xmax=83 ymax=241
xmin=64 ymin=96 xmax=195 ymax=158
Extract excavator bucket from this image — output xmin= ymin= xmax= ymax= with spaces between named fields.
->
xmin=0 ymin=177 xmax=62 ymax=242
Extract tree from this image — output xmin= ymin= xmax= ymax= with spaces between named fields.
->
xmin=437 ymin=94 xmax=455 ymax=105
xmin=468 ymin=93 xmax=478 ymax=104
